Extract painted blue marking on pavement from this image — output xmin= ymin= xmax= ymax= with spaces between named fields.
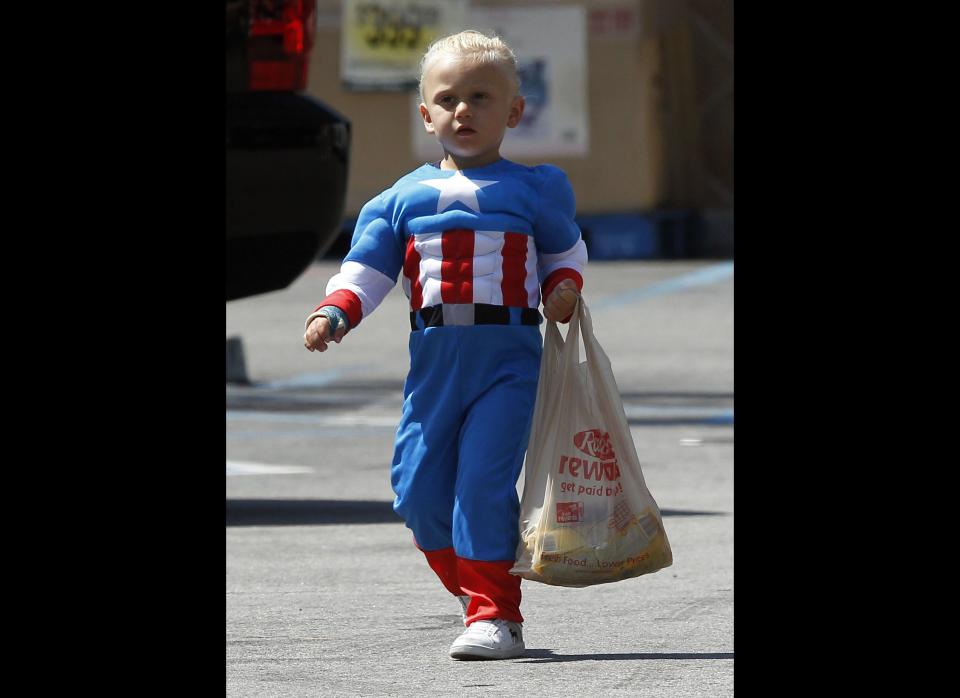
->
xmin=591 ymin=262 xmax=734 ymax=311
xmin=703 ymin=412 xmax=734 ymax=425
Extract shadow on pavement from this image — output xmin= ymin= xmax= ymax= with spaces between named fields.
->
xmin=225 ymin=500 xmax=728 ymax=527
xmin=226 ymin=499 xmax=401 ymax=526
xmin=519 ymin=650 xmax=734 ymax=663
xmin=619 ymin=391 xmax=734 ymax=401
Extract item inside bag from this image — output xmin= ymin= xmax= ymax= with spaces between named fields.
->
xmin=523 ymin=501 xmax=673 ymax=587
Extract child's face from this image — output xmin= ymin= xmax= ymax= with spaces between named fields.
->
xmin=419 ymin=55 xmax=524 ymax=170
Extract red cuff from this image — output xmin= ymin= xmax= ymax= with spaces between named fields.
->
xmin=457 ymin=558 xmax=523 ymax=625
xmin=541 ymin=268 xmax=584 ymax=324
xmin=314 ymin=289 xmax=362 ymax=329
xmin=418 ymin=546 xmax=464 ymax=596
xmin=415 ymin=544 xmax=523 ymax=624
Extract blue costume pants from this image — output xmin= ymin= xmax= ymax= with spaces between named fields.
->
xmin=391 ymin=324 xmax=541 ymax=624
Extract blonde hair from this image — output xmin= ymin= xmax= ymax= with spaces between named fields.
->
xmin=418 ymin=30 xmax=521 ymax=99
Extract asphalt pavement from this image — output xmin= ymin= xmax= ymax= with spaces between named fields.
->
xmin=227 ymin=259 xmax=734 ymax=697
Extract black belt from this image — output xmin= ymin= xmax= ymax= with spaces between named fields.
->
xmin=410 ymin=304 xmax=542 ymax=331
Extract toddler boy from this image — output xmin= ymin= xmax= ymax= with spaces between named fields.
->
xmin=304 ymin=30 xmax=585 ymax=660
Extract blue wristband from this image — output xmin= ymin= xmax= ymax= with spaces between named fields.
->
xmin=317 ymin=306 xmax=350 ymax=335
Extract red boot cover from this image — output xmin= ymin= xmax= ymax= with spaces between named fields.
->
xmin=418 ymin=546 xmax=464 ymax=596
xmin=456 ymin=557 xmax=523 ymax=625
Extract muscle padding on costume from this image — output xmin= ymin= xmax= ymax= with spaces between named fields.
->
xmin=414 ymin=232 xmax=443 ymax=287
xmin=419 ymin=257 xmax=444 ymax=280
xmin=407 ymin=230 xmax=549 ymax=307
xmin=413 ymin=232 xmax=443 ymax=257
xmin=472 ymin=232 xmax=506 ymax=305
xmin=420 ymin=277 xmax=444 ymax=307
xmin=538 ymin=237 xmax=587 ymax=280
xmin=525 ymin=236 xmax=540 ymax=306
xmin=473 ymin=230 xmax=504 ymax=256
xmin=472 ymin=251 xmax=501 ymax=277
xmin=326 ymin=261 xmax=395 ymax=317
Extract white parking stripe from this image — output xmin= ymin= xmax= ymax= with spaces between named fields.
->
xmin=226 ymin=461 xmax=314 ymax=476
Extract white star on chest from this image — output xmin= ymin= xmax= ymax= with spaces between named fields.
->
xmin=419 ymin=170 xmax=498 ymax=214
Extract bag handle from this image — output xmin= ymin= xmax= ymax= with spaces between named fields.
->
xmin=526 ymin=318 xmax=562 ymax=473
xmin=558 ymin=296 xmax=583 ymax=378
xmin=577 ymin=297 xmax=614 ymax=373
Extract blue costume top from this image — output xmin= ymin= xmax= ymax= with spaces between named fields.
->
xmin=308 ymin=158 xmax=586 ymax=329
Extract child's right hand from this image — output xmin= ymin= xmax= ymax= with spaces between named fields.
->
xmin=304 ymin=316 xmax=347 ymax=353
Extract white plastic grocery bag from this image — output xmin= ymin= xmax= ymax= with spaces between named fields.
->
xmin=511 ymin=298 xmax=673 ymax=587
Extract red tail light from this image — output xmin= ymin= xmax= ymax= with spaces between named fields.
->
xmin=248 ymin=0 xmax=316 ymax=91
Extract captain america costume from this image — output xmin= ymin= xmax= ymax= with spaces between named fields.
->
xmin=307 ymin=158 xmax=587 ymax=625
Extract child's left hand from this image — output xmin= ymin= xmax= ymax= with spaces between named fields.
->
xmin=543 ymin=279 xmax=580 ymax=322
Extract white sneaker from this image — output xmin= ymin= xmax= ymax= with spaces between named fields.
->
xmin=457 ymin=595 xmax=470 ymax=626
xmin=449 ymin=619 xmax=525 ymax=660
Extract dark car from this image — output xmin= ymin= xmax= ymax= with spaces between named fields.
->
xmin=226 ymin=0 xmax=350 ymax=301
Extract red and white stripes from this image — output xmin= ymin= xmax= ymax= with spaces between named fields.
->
xmin=310 ymin=228 xmax=586 ymax=331
xmin=403 ymin=230 xmax=544 ymax=310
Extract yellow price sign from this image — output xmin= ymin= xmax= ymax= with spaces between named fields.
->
xmin=342 ymin=0 xmax=468 ymax=90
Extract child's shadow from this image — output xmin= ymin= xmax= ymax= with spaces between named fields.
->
xmin=519 ymin=649 xmax=734 ymax=663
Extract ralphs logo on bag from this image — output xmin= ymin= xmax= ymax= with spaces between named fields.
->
xmin=558 ymin=429 xmax=622 ymax=484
